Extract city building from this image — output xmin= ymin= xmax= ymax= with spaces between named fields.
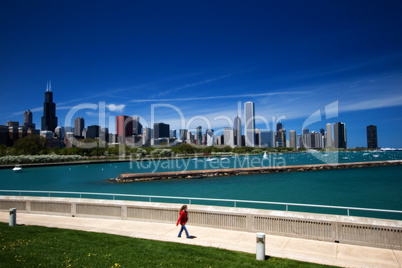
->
xmin=259 ymin=130 xmax=275 ymax=148
xmin=244 ymin=101 xmax=255 ymax=147
xmin=86 ymin=125 xmax=100 ymax=139
xmin=74 ymin=117 xmax=85 ymax=138
xmin=367 ymin=125 xmax=378 ymax=149
xmin=41 ymin=81 xmax=58 ymax=132
xmin=289 ymin=130 xmax=296 ymax=148
xmin=116 ymin=115 xmax=133 ymax=143
xmin=276 ymin=129 xmax=286 ymax=147
xmin=326 ymin=123 xmax=333 ymax=148
xmin=170 ymin=129 xmax=177 ymax=138
xmin=186 ymin=130 xmax=192 ymax=143
xmin=142 ymin=128 xmax=151 ymax=146
xmin=153 ymin=123 xmax=170 ymax=139
xmin=206 ymin=129 xmax=214 ymax=146
xmin=195 ymin=126 xmax=202 ymax=145
xmin=23 ymin=110 xmax=35 ymax=129
xmin=334 ymin=122 xmax=347 ymax=149
xmin=179 ymin=129 xmax=188 ymax=141
xmin=223 ymin=127 xmax=235 ymax=147
xmin=234 ymin=115 xmax=242 ymax=146
xmin=133 ymin=116 xmax=142 ymax=135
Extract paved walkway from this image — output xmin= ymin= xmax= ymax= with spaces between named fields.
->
xmin=1 ymin=212 xmax=401 ymax=267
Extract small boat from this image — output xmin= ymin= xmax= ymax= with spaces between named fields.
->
xmin=206 ymin=158 xmax=218 ymax=162
xmin=12 ymin=165 xmax=22 ymax=172
xmin=342 ymin=157 xmax=349 ymax=160
xmin=373 ymin=154 xmax=380 ymax=158
xmin=263 ymin=152 xmax=268 ymax=159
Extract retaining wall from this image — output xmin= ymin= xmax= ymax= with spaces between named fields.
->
xmin=1 ymin=196 xmax=401 ymax=250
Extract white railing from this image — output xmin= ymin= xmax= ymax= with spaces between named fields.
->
xmin=1 ymin=189 xmax=401 ymax=219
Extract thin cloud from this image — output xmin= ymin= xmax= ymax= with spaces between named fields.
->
xmin=156 ymin=74 xmax=232 ymax=97
xmin=131 ymin=91 xmax=312 ymax=103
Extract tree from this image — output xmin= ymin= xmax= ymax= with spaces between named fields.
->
xmin=0 ymin=144 xmax=7 ymax=156
xmin=13 ymin=135 xmax=49 ymax=155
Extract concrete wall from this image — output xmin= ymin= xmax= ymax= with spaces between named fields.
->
xmin=1 ymin=196 xmax=401 ymax=250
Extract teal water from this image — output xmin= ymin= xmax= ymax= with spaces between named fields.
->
xmin=1 ymin=151 xmax=401 ymax=219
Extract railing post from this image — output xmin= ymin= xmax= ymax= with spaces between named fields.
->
xmin=149 ymin=197 xmax=151 ymax=202
xmin=234 ymin=201 xmax=236 ymax=207
xmin=286 ymin=205 xmax=288 ymax=211
xmin=189 ymin=199 xmax=191 ymax=205
xmin=347 ymin=209 xmax=350 ymax=216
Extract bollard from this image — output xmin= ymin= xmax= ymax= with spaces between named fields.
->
xmin=9 ymin=208 xmax=17 ymax=227
xmin=256 ymin=232 xmax=265 ymax=261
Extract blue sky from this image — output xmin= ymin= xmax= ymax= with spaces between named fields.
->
xmin=1 ymin=1 xmax=401 ymax=148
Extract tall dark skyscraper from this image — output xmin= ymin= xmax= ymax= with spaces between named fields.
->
xmin=367 ymin=125 xmax=378 ymax=149
xmin=334 ymin=122 xmax=347 ymax=149
xmin=153 ymin=123 xmax=170 ymax=139
xmin=41 ymin=82 xmax=58 ymax=132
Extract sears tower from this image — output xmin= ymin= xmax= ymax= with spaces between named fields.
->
xmin=41 ymin=81 xmax=58 ymax=132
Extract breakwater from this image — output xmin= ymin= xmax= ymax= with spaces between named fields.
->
xmin=110 ymin=160 xmax=402 ymax=183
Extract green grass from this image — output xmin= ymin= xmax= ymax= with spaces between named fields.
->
xmin=0 ymin=223 xmax=334 ymax=267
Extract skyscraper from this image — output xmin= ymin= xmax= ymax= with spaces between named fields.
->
xmin=289 ymin=130 xmax=296 ymax=148
xmin=276 ymin=122 xmax=283 ymax=132
xmin=179 ymin=129 xmax=188 ymax=141
xmin=170 ymin=129 xmax=177 ymax=138
xmin=234 ymin=115 xmax=241 ymax=146
xmin=334 ymin=122 xmax=347 ymax=149
xmin=206 ymin=129 xmax=214 ymax=146
xmin=259 ymin=130 xmax=275 ymax=148
xmin=195 ymin=126 xmax=202 ymax=145
xmin=244 ymin=101 xmax=255 ymax=147
xmin=326 ymin=123 xmax=333 ymax=148
xmin=23 ymin=110 xmax=35 ymax=129
xmin=74 ymin=117 xmax=85 ymax=137
xmin=41 ymin=81 xmax=58 ymax=132
xmin=133 ymin=117 xmax=142 ymax=135
xmin=86 ymin=125 xmax=100 ymax=139
xmin=367 ymin=125 xmax=378 ymax=149
xmin=116 ymin=115 xmax=133 ymax=143
xmin=153 ymin=123 xmax=170 ymax=139
xmin=223 ymin=127 xmax=235 ymax=147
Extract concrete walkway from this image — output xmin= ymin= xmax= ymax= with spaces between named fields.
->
xmin=1 ymin=212 xmax=401 ymax=268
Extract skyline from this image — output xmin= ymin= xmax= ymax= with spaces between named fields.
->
xmin=1 ymin=1 xmax=402 ymax=148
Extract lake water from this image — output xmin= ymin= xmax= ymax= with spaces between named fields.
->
xmin=1 ymin=151 xmax=401 ymax=220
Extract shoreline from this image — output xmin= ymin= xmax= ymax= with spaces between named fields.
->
xmin=110 ymin=160 xmax=402 ymax=183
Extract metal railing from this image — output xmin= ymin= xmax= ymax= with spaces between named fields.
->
xmin=1 ymin=189 xmax=401 ymax=219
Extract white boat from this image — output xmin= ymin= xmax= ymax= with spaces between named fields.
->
xmin=373 ymin=154 xmax=380 ymax=158
xmin=263 ymin=152 xmax=268 ymax=159
xmin=342 ymin=157 xmax=349 ymax=160
xmin=12 ymin=165 xmax=22 ymax=172
xmin=206 ymin=158 xmax=218 ymax=162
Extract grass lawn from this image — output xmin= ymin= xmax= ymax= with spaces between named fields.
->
xmin=0 ymin=223 xmax=335 ymax=267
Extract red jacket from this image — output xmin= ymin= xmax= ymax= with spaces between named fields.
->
xmin=176 ymin=210 xmax=188 ymax=226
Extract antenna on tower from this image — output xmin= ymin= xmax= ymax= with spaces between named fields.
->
xmin=49 ymin=80 xmax=52 ymax=91
xmin=46 ymin=81 xmax=49 ymax=92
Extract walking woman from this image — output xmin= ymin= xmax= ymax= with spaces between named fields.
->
xmin=176 ymin=205 xmax=190 ymax=238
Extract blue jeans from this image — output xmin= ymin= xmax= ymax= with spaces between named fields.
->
xmin=178 ymin=224 xmax=189 ymax=238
